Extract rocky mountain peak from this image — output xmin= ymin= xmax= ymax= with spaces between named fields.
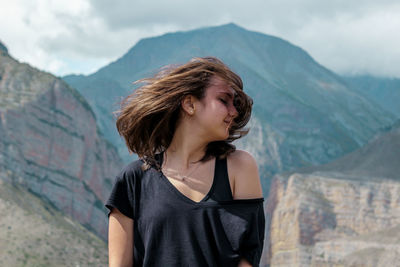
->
xmin=0 ymin=40 xmax=8 ymax=54
xmin=210 ymin=22 xmax=243 ymax=31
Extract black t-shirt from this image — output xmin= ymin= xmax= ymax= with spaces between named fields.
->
xmin=105 ymin=152 xmax=265 ymax=266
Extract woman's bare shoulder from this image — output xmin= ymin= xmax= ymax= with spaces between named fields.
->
xmin=227 ymin=150 xmax=263 ymax=199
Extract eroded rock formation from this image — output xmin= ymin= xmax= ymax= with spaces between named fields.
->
xmin=263 ymin=124 xmax=400 ymax=266
xmin=0 ymin=47 xmax=123 ymax=239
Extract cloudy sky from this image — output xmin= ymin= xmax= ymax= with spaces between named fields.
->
xmin=1 ymin=0 xmax=399 ymax=78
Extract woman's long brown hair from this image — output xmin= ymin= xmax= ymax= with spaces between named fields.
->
xmin=115 ymin=57 xmax=253 ymax=170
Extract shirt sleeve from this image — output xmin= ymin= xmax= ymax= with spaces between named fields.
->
xmin=240 ymin=201 xmax=266 ymax=267
xmin=105 ymin=161 xmax=142 ymax=220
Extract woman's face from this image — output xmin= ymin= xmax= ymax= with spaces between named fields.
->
xmin=193 ymin=76 xmax=239 ymax=141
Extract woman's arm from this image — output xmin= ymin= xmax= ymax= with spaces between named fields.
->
xmin=108 ymin=208 xmax=134 ymax=267
xmin=228 ymin=150 xmax=264 ymax=267
xmin=238 ymin=258 xmax=253 ymax=267
xmin=228 ymin=150 xmax=263 ymax=200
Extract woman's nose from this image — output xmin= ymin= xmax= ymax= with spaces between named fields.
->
xmin=229 ymin=104 xmax=238 ymax=118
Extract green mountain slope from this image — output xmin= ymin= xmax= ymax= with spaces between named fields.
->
xmin=343 ymin=75 xmax=400 ymax=118
xmin=0 ymin=179 xmax=107 ymax=267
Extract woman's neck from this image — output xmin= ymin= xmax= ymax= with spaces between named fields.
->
xmin=166 ymin=123 xmax=209 ymax=169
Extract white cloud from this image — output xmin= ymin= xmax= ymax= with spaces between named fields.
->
xmin=286 ymin=2 xmax=400 ymax=77
xmin=1 ymin=0 xmax=400 ymax=77
xmin=0 ymin=0 xmax=93 ymax=74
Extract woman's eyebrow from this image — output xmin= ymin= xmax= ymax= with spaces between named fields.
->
xmin=217 ymin=91 xmax=235 ymax=99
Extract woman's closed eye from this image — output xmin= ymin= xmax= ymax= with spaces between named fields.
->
xmin=219 ymin=98 xmax=228 ymax=104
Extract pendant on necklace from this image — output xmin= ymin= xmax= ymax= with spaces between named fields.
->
xmin=180 ymin=175 xmax=186 ymax=181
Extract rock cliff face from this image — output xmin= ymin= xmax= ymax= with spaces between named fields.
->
xmin=263 ymin=123 xmax=400 ymax=266
xmin=0 ymin=48 xmax=123 ymax=239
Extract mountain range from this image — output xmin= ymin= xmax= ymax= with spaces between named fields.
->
xmin=344 ymin=75 xmax=400 ymax=117
xmin=64 ymin=23 xmax=396 ymax=193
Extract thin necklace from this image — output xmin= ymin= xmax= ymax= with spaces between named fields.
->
xmin=162 ymin=152 xmax=202 ymax=181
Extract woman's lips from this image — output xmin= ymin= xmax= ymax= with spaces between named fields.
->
xmin=224 ymin=120 xmax=232 ymax=128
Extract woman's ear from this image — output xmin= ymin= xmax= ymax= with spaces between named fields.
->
xmin=181 ymin=95 xmax=196 ymax=115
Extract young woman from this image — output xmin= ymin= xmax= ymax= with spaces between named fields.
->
xmin=106 ymin=57 xmax=265 ymax=267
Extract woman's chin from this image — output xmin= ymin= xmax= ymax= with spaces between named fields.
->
xmin=210 ymin=134 xmax=229 ymax=142
xmin=221 ymin=131 xmax=230 ymax=141
xmin=207 ymin=127 xmax=230 ymax=142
